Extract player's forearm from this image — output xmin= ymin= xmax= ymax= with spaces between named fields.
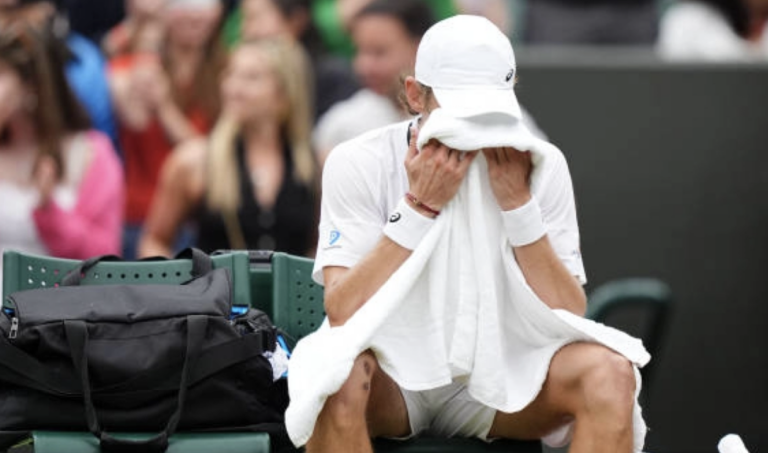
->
xmin=513 ymin=236 xmax=587 ymax=316
xmin=324 ymin=237 xmax=413 ymax=327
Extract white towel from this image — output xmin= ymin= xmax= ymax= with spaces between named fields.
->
xmin=286 ymin=109 xmax=651 ymax=450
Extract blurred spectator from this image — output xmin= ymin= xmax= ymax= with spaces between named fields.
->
xmin=60 ymin=0 xmax=124 ymax=44
xmin=525 ymin=0 xmax=658 ymax=44
xmin=311 ymin=0 xmax=456 ymax=58
xmin=454 ymin=0 xmax=511 ymax=35
xmin=139 ymin=38 xmax=317 ymax=257
xmin=658 ymin=0 xmax=768 ymax=60
xmin=313 ymin=0 xmax=548 ymax=164
xmin=60 ymin=0 xmax=236 ymax=45
xmin=102 ymin=0 xmax=165 ymax=57
xmin=109 ymin=0 xmax=226 ymax=259
xmin=0 ymin=23 xmax=123 ymax=286
xmin=237 ymin=0 xmax=359 ymax=119
xmin=313 ymin=0 xmax=434 ymax=164
xmin=0 ymin=0 xmax=119 ymax=147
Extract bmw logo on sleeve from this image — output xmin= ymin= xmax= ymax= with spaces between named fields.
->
xmin=329 ymin=230 xmax=341 ymax=246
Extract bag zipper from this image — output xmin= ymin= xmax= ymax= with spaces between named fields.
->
xmin=9 ymin=317 xmax=18 ymax=339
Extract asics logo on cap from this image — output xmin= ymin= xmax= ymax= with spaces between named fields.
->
xmin=506 ymin=69 xmax=515 ymax=82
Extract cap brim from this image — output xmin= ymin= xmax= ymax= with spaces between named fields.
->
xmin=432 ymin=87 xmax=522 ymax=119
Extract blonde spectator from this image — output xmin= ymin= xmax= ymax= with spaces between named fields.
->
xmin=238 ymin=0 xmax=359 ymax=120
xmin=138 ymin=38 xmax=317 ymax=258
xmin=109 ymin=0 xmax=226 ymax=259
xmin=0 ymin=24 xmax=123 ymax=285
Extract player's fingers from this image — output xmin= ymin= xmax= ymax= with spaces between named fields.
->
xmin=482 ymin=148 xmax=498 ymax=166
xmin=458 ymin=151 xmax=479 ymax=173
xmin=406 ymin=125 xmax=419 ymax=162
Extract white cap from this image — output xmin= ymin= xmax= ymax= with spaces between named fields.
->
xmin=415 ymin=15 xmax=521 ymax=119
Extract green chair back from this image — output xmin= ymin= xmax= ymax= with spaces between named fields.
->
xmin=2 ymin=250 xmax=252 ymax=308
xmin=587 ymin=277 xmax=672 ymax=402
xmin=270 ymin=252 xmax=326 ymax=345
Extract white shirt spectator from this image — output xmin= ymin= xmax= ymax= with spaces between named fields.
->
xmin=658 ymin=2 xmax=768 ymax=61
xmin=312 ymin=89 xmax=408 ymax=164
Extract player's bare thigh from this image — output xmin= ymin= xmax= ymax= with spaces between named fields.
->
xmin=362 ymin=350 xmax=412 ymax=438
xmin=488 ymin=342 xmax=634 ymax=440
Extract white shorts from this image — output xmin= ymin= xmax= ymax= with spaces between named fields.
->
xmin=398 ymin=381 xmax=574 ymax=447
xmin=399 ymin=381 xmax=496 ymax=440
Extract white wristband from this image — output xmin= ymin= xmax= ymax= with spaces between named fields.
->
xmin=501 ymin=197 xmax=547 ymax=247
xmin=383 ymin=198 xmax=435 ymax=250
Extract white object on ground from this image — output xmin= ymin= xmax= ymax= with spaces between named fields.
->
xmin=719 ymin=434 xmax=750 ymax=453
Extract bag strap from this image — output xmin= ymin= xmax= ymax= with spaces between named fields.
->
xmin=0 ymin=431 xmax=30 ymax=451
xmin=61 ymin=248 xmax=214 ymax=286
xmin=174 ymin=248 xmax=213 ymax=277
xmin=61 ymin=255 xmax=121 ymax=286
xmin=87 ymin=332 xmax=268 ymax=396
xmin=0 ymin=333 xmax=80 ymax=396
xmin=65 ymin=315 xmax=208 ymax=453
xmin=192 ymin=331 xmax=268 ymax=381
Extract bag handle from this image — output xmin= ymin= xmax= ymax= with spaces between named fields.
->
xmin=62 ymin=248 xmax=214 ymax=286
xmin=174 ymin=248 xmax=213 ymax=277
xmin=65 ymin=315 xmax=208 ymax=453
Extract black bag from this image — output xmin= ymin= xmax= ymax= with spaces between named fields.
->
xmin=0 ymin=249 xmax=288 ymax=452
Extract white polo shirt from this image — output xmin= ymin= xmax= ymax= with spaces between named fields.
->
xmin=313 ymin=120 xmax=586 ymax=285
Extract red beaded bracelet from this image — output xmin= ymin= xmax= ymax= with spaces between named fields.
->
xmin=405 ymin=192 xmax=441 ymax=217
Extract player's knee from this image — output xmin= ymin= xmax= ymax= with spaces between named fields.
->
xmin=323 ymin=352 xmax=378 ymax=429
xmin=580 ymin=348 xmax=636 ymax=413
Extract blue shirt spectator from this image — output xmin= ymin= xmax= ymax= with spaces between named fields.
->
xmin=65 ymin=32 xmax=119 ymax=150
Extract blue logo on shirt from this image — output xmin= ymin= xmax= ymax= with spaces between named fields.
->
xmin=329 ymin=230 xmax=341 ymax=246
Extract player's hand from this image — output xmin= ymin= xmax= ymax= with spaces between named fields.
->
xmin=483 ymin=147 xmax=532 ymax=211
xmin=404 ymin=125 xmax=477 ymax=215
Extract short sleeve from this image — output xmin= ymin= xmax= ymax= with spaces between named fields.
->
xmin=312 ymin=142 xmax=385 ymax=284
xmin=536 ymin=149 xmax=587 ymax=285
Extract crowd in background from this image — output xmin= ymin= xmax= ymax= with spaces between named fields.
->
xmin=0 ymin=0 xmax=766 ymax=273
